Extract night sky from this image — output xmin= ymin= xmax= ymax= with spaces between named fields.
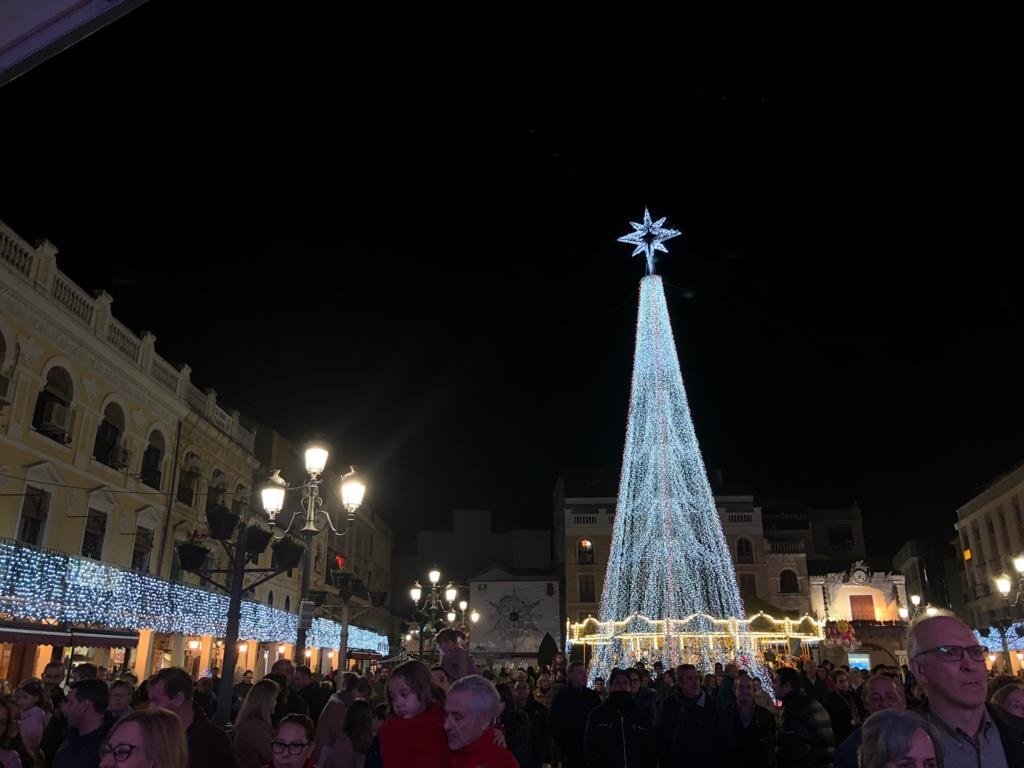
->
xmin=1 ymin=4 xmax=1019 ymax=556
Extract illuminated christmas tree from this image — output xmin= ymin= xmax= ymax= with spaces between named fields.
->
xmin=586 ymin=210 xmax=756 ymax=678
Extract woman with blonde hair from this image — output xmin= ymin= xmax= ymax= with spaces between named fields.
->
xmin=13 ymin=679 xmax=50 ymax=752
xmin=233 ymin=678 xmax=280 ymax=768
xmin=98 ymin=708 xmax=187 ymax=768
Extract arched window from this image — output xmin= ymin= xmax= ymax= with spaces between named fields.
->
xmin=736 ymin=538 xmax=754 ymax=564
xmin=207 ymin=469 xmax=227 ymax=513
xmin=780 ymin=570 xmax=799 ymax=593
xmin=178 ymin=453 xmax=200 ymax=506
xmin=577 ymin=538 xmax=595 ymax=565
xmin=141 ymin=431 xmax=166 ymax=489
xmin=33 ymin=367 xmax=74 ymax=443
xmin=284 ymin=596 xmax=291 ymax=612
xmin=94 ymin=402 xmax=126 ymax=468
xmin=233 ymin=483 xmax=250 ymax=516
xmin=268 ymin=590 xmax=274 ymax=609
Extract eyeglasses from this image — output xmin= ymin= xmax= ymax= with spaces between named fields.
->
xmin=914 ymin=645 xmax=987 ymax=663
xmin=99 ymin=744 xmax=139 ymax=763
xmin=271 ymin=741 xmax=309 ymax=755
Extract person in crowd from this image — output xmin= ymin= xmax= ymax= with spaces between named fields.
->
xmin=702 ymin=673 xmax=720 ymax=701
xmin=98 ymin=708 xmax=187 ymax=768
xmin=192 ymin=679 xmax=216 ymax=720
xmin=847 ymin=670 xmax=864 ymax=698
xmin=444 ymin=675 xmax=518 ymax=768
xmin=291 ymin=668 xmax=330 ymax=725
xmin=436 ymin=630 xmax=474 ymax=684
xmin=752 ymin=677 xmax=776 ymax=713
xmin=583 ymin=668 xmax=656 ymax=768
xmin=801 ymin=660 xmax=829 ymax=704
xmin=54 ymin=679 xmax=112 ymax=768
xmin=991 ymin=682 xmax=1024 ymax=718
xmin=430 ymin=667 xmax=449 ymax=693
xmin=513 ymin=680 xmax=546 ymax=768
xmin=718 ymin=663 xmax=740 ymax=710
xmin=40 ymin=665 xmax=66 ymax=710
xmin=835 ymin=672 xmax=905 ymax=768
xmin=318 ymin=699 xmax=371 ymax=768
xmin=370 ymin=703 xmax=386 ymax=737
xmin=628 ymin=668 xmax=659 ymax=727
xmin=377 ymin=659 xmax=449 ymax=768
xmin=1 ymin=697 xmax=41 ymax=768
xmin=495 ymin=683 xmax=531 ymax=768
xmin=232 ymin=679 xmax=278 ymax=768
xmin=69 ymin=667 xmax=97 ymax=685
xmin=146 ymin=668 xmax=236 ymax=768
xmin=593 ymin=677 xmax=607 ymax=703
xmin=548 ymin=661 xmax=600 ymax=768
xmin=14 ymin=680 xmax=51 ymax=752
xmin=106 ymin=681 xmax=133 ymax=721
xmin=313 ymin=674 xmax=360 ymax=767
xmin=670 ymin=664 xmax=722 ymax=766
xmin=232 ymin=671 xmax=254 ymax=703
xmin=774 ymin=666 xmax=834 ymax=768
xmin=908 ymin=612 xmax=1020 ymax=766
xmin=268 ymin=661 xmax=306 ymax=720
xmin=533 ymin=674 xmax=554 ymax=709
xmin=719 ymin=673 xmax=777 ymax=768
xmin=269 ymin=715 xmax=314 ymax=768
xmin=857 ymin=709 xmax=943 ymax=768
xmin=824 ymin=669 xmax=863 ymax=746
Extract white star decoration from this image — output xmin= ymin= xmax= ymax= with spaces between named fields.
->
xmin=618 ymin=208 xmax=682 ymax=274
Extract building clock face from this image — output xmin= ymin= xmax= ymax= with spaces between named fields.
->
xmin=851 ymin=569 xmax=868 ymax=585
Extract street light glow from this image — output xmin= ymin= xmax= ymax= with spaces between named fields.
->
xmin=261 ymin=471 xmax=287 ymax=518
xmin=470 ymin=610 xmax=480 ymax=623
xmin=304 ymin=445 xmax=329 ymax=475
xmin=459 ymin=600 xmax=468 ymax=612
xmin=996 ymin=574 xmax=1013 ymax=597
xmin=910 ymin=594 xmax=921 ymax=607
xmin=410 ymin=585 xmax=422 ymax=603
xmin=925 ymin=606 xmax=938 ymax=617
xmin=445 ymin=586 xmax=457 ymax=604
xmin=447 ymin=611 xmax=456 ymax=622
xmin=341 ymin=469 xmax=366 ymax=512
xmin=898 ymin=607 xmax=909 ymax=620
xmin=1015 ymin=556 xmax=1024 ymax=574
xmin=429 ymin=570 xmax=441 ymax=585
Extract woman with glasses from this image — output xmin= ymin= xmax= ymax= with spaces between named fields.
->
xmin=270 ymin=714 xmax=315 ymax=768
xmin=98 ymin=708 xmax=186 ymax=768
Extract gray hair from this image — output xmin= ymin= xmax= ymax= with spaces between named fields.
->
xmin=448 ymin=674 xmax=500 ymax=719
xmin=858 ymin=710 xmax=943 ymax=768
xmin=905 ymin=609 xmax=958 ymax=659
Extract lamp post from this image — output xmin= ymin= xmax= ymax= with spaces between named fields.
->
xmin=909 ymin=593 xmax=922 ymax=618
xmin=409 ymin=569 xmax=457 ymax=659
xmin=993 ymin=567 xmax=1024 ymax=674
xmin=260 ymin=444 xmax=366 ymax=666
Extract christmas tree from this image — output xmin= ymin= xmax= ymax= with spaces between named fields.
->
xmin=589 ymin=210 xmax=751 ymax=677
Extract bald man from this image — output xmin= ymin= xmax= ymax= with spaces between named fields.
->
xmin=907 ymin=613 xmax=1016 ymax=768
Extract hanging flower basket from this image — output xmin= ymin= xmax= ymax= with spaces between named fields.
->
xmin=177 ymin=542 xmax=210 ymax=572
xmin=244 ymin=525 xmax=273 ymax=553
xmin=206 ymin=505 xmax=240 ymax=540
xmin=271 ymin=538 xmax=305 ymax=570
xmin=309 ymin=589 xmax=329 ymax=607
xmin=330 ymin=571 xmax=352 ymax=589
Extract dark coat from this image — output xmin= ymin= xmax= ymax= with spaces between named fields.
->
xmin=989 ymin=702 xmax=1024 ymax=767
xmin=186 ymin=703 xmax=237 ymax=768
xmin=670 ymin=692 xmax=722 ymax=767
xmin=52 ymin=719 xmax=112 ymax=768
xmin=719 ymin=704 xmax=777 ymax=768
xmin=823 ymin=690 xmax=861 ymax=746
xmin=548 ymin=685 xmax=601 ymax=765
xmin=584 ymin=695 xmax=657 ymax=768
xmin=522 ymin=695 xmax=548 ymax=768
xmin=777 ymin=691 xmax=834 ymax=768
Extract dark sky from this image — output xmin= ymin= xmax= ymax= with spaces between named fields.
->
xmin=1 ymin=3 xmax=1020 ymax=556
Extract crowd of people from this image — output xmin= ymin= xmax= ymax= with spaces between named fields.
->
xmin=0 ymin=613 xmax=1022 ymax=768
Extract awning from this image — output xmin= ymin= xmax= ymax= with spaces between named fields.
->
xmin=0 ymin=622 xmax=138 ymax=648
xmin=347 ymin=651 xmax=382 ymax=661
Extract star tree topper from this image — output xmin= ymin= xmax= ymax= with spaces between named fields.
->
xmin=618 ymin=208 xmax=682 ymax=274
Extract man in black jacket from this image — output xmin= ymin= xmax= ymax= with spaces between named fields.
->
xmin=515 ymin=680 xmax=548 ymax=768
xmin=720 ymin=674 xmax=777 ymax=768
xmin=669 ymin=664 xmax=722 ymax=767
xmin=53 ymin=679 xmax=112 ymax=768
xmin=548 ymin=661 xmax=601 ymax=768
xmin=584 ymin=668 xmax=657 ymax=768
xmin=775 ymin=667 xmax=834 ymax=768
xmin=292 ymin=666 xmax=331 ymax=724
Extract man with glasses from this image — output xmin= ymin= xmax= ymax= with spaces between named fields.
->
xmin=908 ymin=612 xmax=1012 ymax=768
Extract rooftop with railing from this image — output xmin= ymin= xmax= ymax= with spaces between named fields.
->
xmin=1 ymin=220 xmax=255 ymax=453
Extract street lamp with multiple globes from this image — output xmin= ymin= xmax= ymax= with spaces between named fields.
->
xmin=260 ymin=443 xmax=366 ymax=666
xmin=408 ymin=569 xmax=460 ymax=658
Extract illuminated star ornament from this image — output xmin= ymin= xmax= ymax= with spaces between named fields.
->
xmin=617 ymin=208 xmax=682 ymax=274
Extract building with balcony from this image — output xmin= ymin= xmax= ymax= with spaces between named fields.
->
xmin=0 ymin=220 xmax=387 ymax=684
xmin=809 ymin=561 xmax=909 ymax=669
xmin=955 ymin=461 xmax=1024 ymax=632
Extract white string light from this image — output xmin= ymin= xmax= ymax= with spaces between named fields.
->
xmin=0 ymin=540 xmax=388 ymax=655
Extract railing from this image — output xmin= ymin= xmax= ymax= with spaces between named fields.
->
xmin=768 ymin=541 xmax=805 ymax=554
xmin=236 ymin=424 xmax=255 ymax=453
xmin=185 ymin=384 xmax=207 ymax=413
xmin=727 ymin=513 xmax=753 ymax=524
xmin=106 ymin=318 xmax=141 ymax=363
xmin=0 ymin=227 xmax=33 ymax=277
xmin=151 ymin=355 xmax=180 ymax=393
xmin=50 ymin=269 xmax=96 ymax=327
xmin=573 ymin=515 xmax=598 ymax=525
xmin=210 ymin=404 xmax=231 ymax=432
